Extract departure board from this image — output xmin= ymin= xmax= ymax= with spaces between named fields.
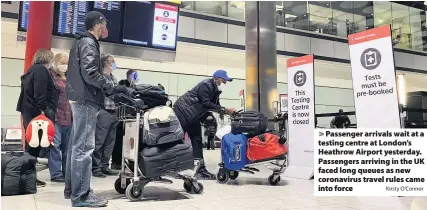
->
xmin=93 ymin=1 xmax=122 ymax=43
xmin=57 ymin=1 xmax=90 ymax=35
xmin=18 ymin=1 xmax=30 ymax=31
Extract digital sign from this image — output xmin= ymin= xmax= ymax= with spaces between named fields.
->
xmin=93 ymin=1 xmax=122 ymax=43
xmin=152 ymin=3 xmax=178 ymax=49
xmin=56 ymin=1 xmax=90 ymax=35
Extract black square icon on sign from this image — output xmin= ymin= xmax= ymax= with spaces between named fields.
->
xmin=163 ymin=11 xmax=170 ymax=17
xmin=293 ymin=70 xmax=307 ymax=87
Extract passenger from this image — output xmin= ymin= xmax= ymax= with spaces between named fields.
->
xmin=201 ymin=112 xmax=218 ymax=150
xmin=330 ymin=109 xmax=351 ymax=128
xmin=47 ymin=52 xmax=72 ymax=183
xmin=111 ymin=69 xmax=139 ymax=170
xmin=173 ymin=70 xmax=236 ymax=180
xmin=92 ymin=53 xmax=119 ymax=178
xmin=17 ymin=48 xmax=59 ymax=187
xmin=64 ymin=11 xmax=130 ymax=207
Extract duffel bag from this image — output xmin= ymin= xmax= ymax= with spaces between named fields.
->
xmin=143 ymin=106 xmax=184 ymax=146
xmin=1 ymin=152 xmax=37 ymax=196
xmin=133 ymin=84 xmax=169 ymax=109
xmin=231 ymin=111 xmax=268 ymax=137
xmin=247 ymin=133 xmax=288 ymax=161
xmin=222 ymin=133 xmax=247 ymax=171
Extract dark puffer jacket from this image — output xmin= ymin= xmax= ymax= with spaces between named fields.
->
xmin=173 ymin=78 xmax=222 ymax=128
xmin=66 ymin=31 xmax=113 ymax=107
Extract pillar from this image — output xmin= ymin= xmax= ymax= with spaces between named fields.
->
xmin=21 ymin=1 xmax=54 ymax=150
xmin=245 ymin=1 xmax=278 ymax=125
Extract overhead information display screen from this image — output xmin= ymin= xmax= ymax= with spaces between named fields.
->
xmin=18 ymin=1 xmax=30 ymax=31
xmin=93 ymin=1 xmax=122 ymax=43
xmin=152 ymin=3 xmax=179 ymax=49
xmin=57 ymin=1 xmax=90 ymax=35
xmin=122 ymin=1 xmax=153 ymax=46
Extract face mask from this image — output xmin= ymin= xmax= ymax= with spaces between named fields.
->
xmin=57 ymin=64 xmax=68 ymax=73
xmin=111 ymin=63 xmax=117 ymax=71
xmin=217 ymin=83 xmax=226 ymax=91
xmin=101 ymin=25 xmax=108 ymax=39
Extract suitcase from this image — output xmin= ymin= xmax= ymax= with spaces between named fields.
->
xmin=222 ymin=133 xmax=247 ymax=171
xmin=139 ymin=142 xmax=194 ymax=178
xmin=143 ymin=106 xmax=184 ymax=146
xmin=231 ymin=111 xmax=268 ymax=137
xmin=247 ymin=133 xmax=288 ymax=162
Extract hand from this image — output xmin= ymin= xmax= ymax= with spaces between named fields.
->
xmin=225 ymin=107 xmax=236 ymax=115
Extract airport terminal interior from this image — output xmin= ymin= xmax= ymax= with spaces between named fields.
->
xmin=1 ymin=1 xmax=427 ymax=209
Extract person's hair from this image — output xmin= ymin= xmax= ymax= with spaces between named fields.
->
xmin=32 ymin=49 xmax=54 ymax=65
xmin=54 ymin=53 xmax=68 ymax=66
xmin=100 ymin=53 xmax=113 ymax=69
xmin=126 ymin=69 xmax=136 ymax=78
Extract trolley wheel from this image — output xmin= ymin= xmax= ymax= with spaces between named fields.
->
xmin=183 ymin=181 xmax=192 ymax=193
xmin=125 ymin=182 xmax=144 ymax=201
xmin=216 ymin=169 xmax=229 ymax=184
xmin=192 ymin=182 xmax=204 ymax=194
xmin=114 ymin=177 xmax=130 ymax=194
xmin=229 ymin=171 xmax=239 ymax=180
xmin=268 ymin=174 xmax=281 ymax=186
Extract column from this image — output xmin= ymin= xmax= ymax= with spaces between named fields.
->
xmin=245 ymin=1 xmax=278 ymax=124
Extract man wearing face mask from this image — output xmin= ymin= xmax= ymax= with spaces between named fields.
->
xmin=173 ymin=70 xmax=236 ymax=180
xmin=92 ymin=53 xmax=120 ymax=178
xmin=65 ymin=11 xmax=129 ymax=207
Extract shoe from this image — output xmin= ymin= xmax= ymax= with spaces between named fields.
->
xmin=93 ymin=170 xmax=106 ymax=178
xmin=64 ymin=193 xmax=71 ymax=199
xmin=111 ymin=164 xmax=121 ymax=170
xmin=102 ymin=168 xmax=119 ymax=176
xmin=196 ymin=167 xmax=216 ymax=180
xmin=51 ymin=176 xmax=65 ymax=183
xmin=36 ymin=179 xmax=46 ymax=187
xmin=72 ymin=193 xmax=108 ymax=207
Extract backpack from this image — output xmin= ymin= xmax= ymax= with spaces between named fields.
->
xmin=143 ymin=106 xmax=184 ymax=146
xmin=231 ymin=111 xmax=268 ymax=137
xmin=1 ymin=152 xmax=37 ymax=196
xmin=222 ymin=133 xmax=247 ymax=170
xmin=247 ymin=133 xmax=288 ymax=161
xmin=133 ymin=84 xmax=169 ymax=109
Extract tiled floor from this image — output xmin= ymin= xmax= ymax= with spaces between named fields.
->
xmin=2 ymin=150 xmax=426 ymax=210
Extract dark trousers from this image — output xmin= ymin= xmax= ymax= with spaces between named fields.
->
xmin=182 ymin=120 xmax=204 ymax=161
xmin=206 ymin=134 xmax=215 ymax=149
xmin=92 ymin=109 xmax=119 ymax=171
xmin=111 ymin=121 xmax=124 ymax=166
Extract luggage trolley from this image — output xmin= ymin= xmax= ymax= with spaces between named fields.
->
xmin=111 ymin=94 xmax=204 ymax=201
xmin=216 ymin=101 xmax=289 ymax=186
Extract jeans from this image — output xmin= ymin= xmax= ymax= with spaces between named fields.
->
xmin=92 ymin=109 xmax=119 ymax=172
xmin=64 ymin=102 xmax=99 ymax=203
xmin=48 ymin=123 xmax=71 ymax=179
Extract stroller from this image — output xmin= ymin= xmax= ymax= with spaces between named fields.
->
xmin=216 ymin=109 xmax=289 ymax=186
xmin=111 ymin=94 xmax=204 ymax=201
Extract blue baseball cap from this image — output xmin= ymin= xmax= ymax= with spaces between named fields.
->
xmin=213 ymin=70 xmax=233 ymax=82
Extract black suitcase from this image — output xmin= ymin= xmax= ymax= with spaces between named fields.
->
xmin=139 ymin=142 xmax=194 ymax=178
xmin=231 ymin=111 xmax=268 ymax=137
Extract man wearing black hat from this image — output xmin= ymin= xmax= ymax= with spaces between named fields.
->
xmin=173 ymin=70 xmax=236 ymax=180
xmin=65 ymin=11 xmax=129 ymax=207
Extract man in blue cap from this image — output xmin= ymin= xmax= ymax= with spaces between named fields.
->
xmin=174 ymin=70 xmax=236 ymax=180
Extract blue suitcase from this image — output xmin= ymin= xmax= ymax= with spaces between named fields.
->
xmin=222 ymin=133 xmax=247 ymax=171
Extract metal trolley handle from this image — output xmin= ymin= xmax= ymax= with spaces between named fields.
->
xmin=111 ymin=93 xmax=147 ymax=110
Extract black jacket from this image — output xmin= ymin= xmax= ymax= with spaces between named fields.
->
xmin=173 ymin=78 xmax=222 ymax=127
xmin=331 ymin=115 xmax=351 ymax=128
xmin=66 ymin=31 xmax=112 ymax=107
xmin=118 ymin=79 xmax=132 ymax=88
xmin=17 ymin=64 xmax=59 ymax=120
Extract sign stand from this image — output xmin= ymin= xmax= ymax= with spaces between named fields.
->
xmin=283 ymin=54 xmax=316 ymax=180
xmin=239 ymin=89 xmax=245 ymax=111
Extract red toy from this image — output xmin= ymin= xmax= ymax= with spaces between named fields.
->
xmin=25 ymin=114 xmax=55 ymax=148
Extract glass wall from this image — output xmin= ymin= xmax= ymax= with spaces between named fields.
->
xmin=181 ymin=1 xmax=427 ymax=51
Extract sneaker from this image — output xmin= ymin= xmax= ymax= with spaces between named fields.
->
xmin=72 ymin=193 xmax=108 ymax=208
xmin=102 ymin=168 xmax=119 ymax=176
xmin=196 ymin=168 xmax=216 ymax=180
xmin=93 ymin=170 xmax=106 ymax=178
xmin=51 ymin=176 xmax=65 ymax=183
xmin=111 ymin=164 xmax=121 ymax=170
xmin=36 ymin=179 xmax=46 ymax=187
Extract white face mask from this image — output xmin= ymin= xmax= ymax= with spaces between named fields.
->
xmin=57 ymin=64 xmax=68 ymax=73
xmin=217 ymin=83 xmax=226 ymax=91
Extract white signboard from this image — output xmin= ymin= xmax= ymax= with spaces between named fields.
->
xmin=239 ymin=89 xmax=245 ymax=111
xmin=284 ymin=54 xmax=316 ymax=180
xmin=5 ymin=128 xmax=22 ymax=140
xmin=152 ymin=3 xmax=178 ymax=49
xmin=280 ymin=94 xmax=288 ymax=113
xmin=348 ymin=25 xmax=401 ymax=129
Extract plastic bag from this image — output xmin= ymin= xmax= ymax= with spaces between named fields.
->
xmin=215 ymin=125 xmax=231 ymax=140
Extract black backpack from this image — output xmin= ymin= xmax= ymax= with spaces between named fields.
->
xmin=1 ymin=152 xmax=37 ymax=196
xmin=231 ymin=111 xmax=268 ymax=137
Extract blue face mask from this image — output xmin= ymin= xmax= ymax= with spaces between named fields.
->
xmin=111 ymin=63 xmax=117 ymax=71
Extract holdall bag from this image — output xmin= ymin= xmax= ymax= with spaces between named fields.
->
xmin=1 ymin=152 xmax=37 ymax=196
xmin=246 ymin=133 xmax=288 ymax=162
xmin=143 ymin=106 xmax=185 ymax=146
xmin=133 ymin=84 xmax=169 ymax=109
xmin=222 ymin=133 xmax=247 ymax=171
xmin=231 ymin=111 xmax=268 ymax=137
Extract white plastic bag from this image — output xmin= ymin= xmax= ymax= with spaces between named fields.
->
xmin=215 ymin=125 xmax=231 ymax=140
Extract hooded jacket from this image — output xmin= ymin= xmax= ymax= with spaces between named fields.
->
xmin=173 ymin=78 xmax=222 ymax=128
xmin=66 ymin=31 xmax=112 ymax=107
